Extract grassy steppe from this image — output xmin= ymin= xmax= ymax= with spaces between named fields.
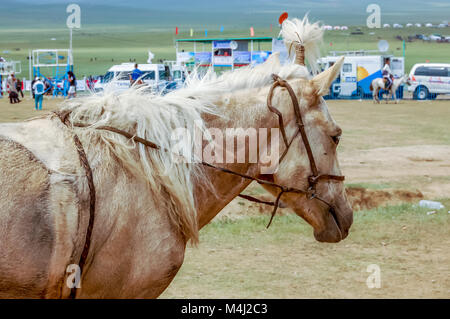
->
xmin=1 ymin=25 xmax=449 ymax=77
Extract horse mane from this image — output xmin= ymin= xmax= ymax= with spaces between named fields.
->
xmin=182 ymin=52 xmax=310 ymax=96
xmin=58 ymin=16 xmax=318 ymax=244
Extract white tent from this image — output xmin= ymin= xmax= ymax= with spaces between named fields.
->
xmin=341 ymin=26 xmax=348 ymax=30
xmin=323 ymin=25 xmax=333 ymax=30
xmin=406 ymin=23 xmax=413 ymax=27
xmin=415 ymin=23 xmax=422 ymax=27
xmin=425 ymin=23 xmax=433 ymax=27
xmin=383 ymin=23 xmax=391 ymax=28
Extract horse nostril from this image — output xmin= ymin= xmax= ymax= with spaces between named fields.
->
xmin=331 ymin=135 xmax=340 ymax=145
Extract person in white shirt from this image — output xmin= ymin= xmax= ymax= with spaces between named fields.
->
xmin=32 ymin=77 xmax=45 ymax=110
xmin=382 ymin=58 xmax=394 ymax=89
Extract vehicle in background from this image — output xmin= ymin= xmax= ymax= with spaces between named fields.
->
xmin=318 ymin=51 xmax=405 ymax=99
xmin=162 ymin=60 xmax=188 ymax=91
xmin=170 ymin=64 xmax=187 ymax=84
xmin=429 ymin=34 xmax=443 ymax=41
xmin=408 ymin=63 xmax=450 ymax=100
xmin=94 ymin=63 xmax=170 ymax=92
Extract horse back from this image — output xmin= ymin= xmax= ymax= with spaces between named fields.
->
xmin=0 ymin=119 xmax=86 ymax=298
xmin=0 ymin=135 xmax=54 ymax=298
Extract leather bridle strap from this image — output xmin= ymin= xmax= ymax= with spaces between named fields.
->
xmin=55 ymin=110 xmax=96 ymax=299
xmin=266 ymin=74 xmax=345 ymax=193
xmin=269 ymin=74 xmax=318 ymax=176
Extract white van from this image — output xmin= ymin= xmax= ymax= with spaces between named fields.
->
xmin=408 ymin=63 xmax=450 ymax=99
xmin=95 ymin=63 xmax=169 ymax=92
xmin=318 ymin=54 xmax=404 ymax=98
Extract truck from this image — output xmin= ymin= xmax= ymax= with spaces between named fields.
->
xmin=94 ymin=63 xmax=171 ymax=92
xmin=317 ymin=51 xmax=405 ymax=99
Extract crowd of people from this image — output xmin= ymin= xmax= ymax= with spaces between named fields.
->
xmin=3 ymin=70 xmax=78 ymax=110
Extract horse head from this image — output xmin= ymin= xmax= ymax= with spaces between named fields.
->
xmin=258 ymin=17 xmax=353 ymax=243
xmin=404 ymin=75 xmax=412 ymax=86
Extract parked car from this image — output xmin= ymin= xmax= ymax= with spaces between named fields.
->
xmin=429 ymin=34 xmax=442 ymax=41
xmin=408 ymin=63 xmax=450 ymax=99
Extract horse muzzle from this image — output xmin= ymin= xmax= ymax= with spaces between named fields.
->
xmin=314 ymin=205 xmax=353 ymax=243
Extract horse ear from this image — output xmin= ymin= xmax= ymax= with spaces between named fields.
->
xmin=312 ymin=56 xmax=344 ymax=96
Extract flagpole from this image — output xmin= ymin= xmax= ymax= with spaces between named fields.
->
xmin=69 ymin=28 xmax=73 ymax=53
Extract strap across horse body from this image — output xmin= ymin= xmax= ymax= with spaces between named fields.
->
xmin=55 ymin=73 xmax=344 ymax=298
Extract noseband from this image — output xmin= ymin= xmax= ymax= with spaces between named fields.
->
xmin=56 ymin=74 xmax=344 ymax=297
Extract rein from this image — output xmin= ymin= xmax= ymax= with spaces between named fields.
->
xmin=55 ymin=73 xmax=344 ymax=298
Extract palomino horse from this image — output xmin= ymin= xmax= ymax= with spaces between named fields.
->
xmin=370 ymin=75 xmax=410 ymax=104
xmin=0 ymin=17 xmax=353 ymax=298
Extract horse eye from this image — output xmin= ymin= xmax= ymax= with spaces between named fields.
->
xmin=331 ymin=134 xmax=340 ymax=145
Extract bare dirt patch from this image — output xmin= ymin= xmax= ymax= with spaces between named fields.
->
xmin=346 ymin=187 xmax=423 ymax=211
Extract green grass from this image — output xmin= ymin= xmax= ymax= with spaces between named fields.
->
xmin=201 ymin=201 xmax=449 ymax=243
xmin=346 ymin=182 xmax=394 ymax=190
xmin=1 ymin=24 xmax=448 ymax=78
xmin=328 ymin=100 xmax=450 ymax=152
xmin=162 ymin=201 xmax=450 ymax=298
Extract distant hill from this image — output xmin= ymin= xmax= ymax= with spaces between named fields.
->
xmin=1 ymin=0 xmax=449 ymax=29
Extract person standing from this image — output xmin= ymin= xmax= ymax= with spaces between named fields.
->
xmin=16 ymin=77 xmax=24 ymax=98
xmin=32 ymin=77 xmax=45 ymax=110
xmin=31 ymin=75 xmax=38 ymax=99
xmin=7 ymin=73 xmax=20 ymax=104
xmin=129 ymin=63 xmax=143 ymax=86
xmin=67 ymin=71 xmax=77 ymax=99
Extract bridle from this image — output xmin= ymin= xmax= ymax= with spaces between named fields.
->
xmin=234 ymin=73 xmax=345 ymax=227
xmin=56 ymin=46 xmax=345 ymax=298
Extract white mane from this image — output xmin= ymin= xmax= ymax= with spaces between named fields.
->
xmin=179 ymin=52 xmax=310 ymax=97
xmin=58 ymin=16 xmax=321 ymax=243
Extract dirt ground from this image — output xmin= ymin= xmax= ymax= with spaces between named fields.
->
xmin=1 ymin=96 xmax=449 ymax=298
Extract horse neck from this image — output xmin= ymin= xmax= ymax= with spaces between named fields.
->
xmin=193 ymin=85 xmax=296 ymax=228
xmin=392 ymin=78 xmax=402 ymax=89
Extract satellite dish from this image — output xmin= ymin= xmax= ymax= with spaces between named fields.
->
xmin=230 ymin=41 xmax=238 ymax=50
xmin=279 ymin=12 xmax=288 ymax=25
xmin=378 ymin=40 xmax=389 ymax=52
